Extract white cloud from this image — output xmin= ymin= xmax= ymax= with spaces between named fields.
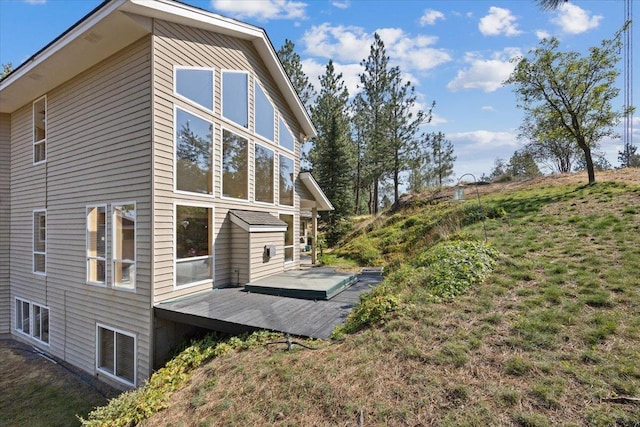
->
xmin=479 ymin=7 xmax=522 ymax=37
xmin=301 ymin=24 xmax=451 ymax=74
xmin=551 ymin=3 xmax=602 ymax=34
xmin=450 ymin=130 xmax=519 ymax=148
xmin=481 ymin=106 xmax=497 ymax=112
xmin=447 ymin=48 xmax=521 ymax=93
xmin=332 ymin=1 xmax=350 ymax=9
xmin=420 ymin=9 xmax=445 ymax=26
xmin=211 ymin=0 xmax=306 ymax=21
xmin=301 ymin=58 xmax=362 ymax=98
xmin=535 ymin=30 xmax=551 ymax=40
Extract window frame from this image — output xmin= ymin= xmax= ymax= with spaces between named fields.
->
xmin=173 ymin=106 xmax=214 ymax=196
xmin=33 ymin=95 xmax=47 ymax=165
xmin=221 ymin=128 xmax=249 ymax=201
xmin=279 ymin=213 xmax=295 ymax=264
xmin=96 ymin=323 xmax=137 ymax=387
xmin=253 ymin=142 xmax=275 ymax=205
xmin=278 ymin=117 xmax=295 ymax=153
xmin=254 ymin=80 xmax=275 ymax=142
xmin=221 ymin=70 xmax=249 ymax=129
xmin=15 ymin=297 xmax=50 ymax=345
xmin=33 ymin=209 xmax=46 ymax=275
xmin=174 ymin=202 xmax=215 ymax=290
xmin=173 ymin=66 xmax=215 ymax=113
xmin=86 ymin=204 xmax=107 ymax=286
xmin=278 ymin=154 xmax=295 ymax=207
xmin=112 ymin=202 xmax=136 ymax=291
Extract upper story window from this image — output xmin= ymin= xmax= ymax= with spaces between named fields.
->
xmin=175 ymin=108 xmax=213 ymax=195
xmin=176 ymin=205 xmax=213 ymax=288
xmin=279 ymin=117 xmax=294 ymax=152
xmin=222 ymin=129 xmax=248 ymax=200
xmin=254 ymin=81 xmax=274 ymax=141
xmin=33 ymin=210 xmax=46 ymax=274
xmin=87 ymin=205 xmax=106 ymax=285
xmin=174 ymin=67 xmax=214 ymax=112
xmin=113 ymin=203 xmax=136 ymax=290
xmin=279 ymin=155 xmax=294 ymax=206
xmin=254 ymin=143 xmax=274 ymax=204
xmin=33 ymin=96 xmax=47 ymax=164
xmin=222 ymin=71 xmax=248 ymax=128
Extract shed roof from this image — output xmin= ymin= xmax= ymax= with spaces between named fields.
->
xmin=229 ymin=210 xmax=287 ymax=232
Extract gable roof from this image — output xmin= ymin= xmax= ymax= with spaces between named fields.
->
xmin=0 ymin=0 xmax=316 ymax=138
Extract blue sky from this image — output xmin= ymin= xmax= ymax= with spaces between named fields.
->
xmin=1 ymin=0 xmax=638 ymax=180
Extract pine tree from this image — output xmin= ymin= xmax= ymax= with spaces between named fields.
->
xmin=277 ymin=39 xmax=315 ymax=110
xmin=425 ymin=132 xmax=456 ymax=187
xmin=618 ymin=142 xmax=640 ymax=168
xmin=309 ymin=60 xmax=355 ymax=245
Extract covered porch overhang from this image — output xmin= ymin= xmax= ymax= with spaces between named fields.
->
xmin=298 ymin=172 xmax=333 ymax=265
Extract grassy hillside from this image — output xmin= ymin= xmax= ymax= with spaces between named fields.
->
xmin=92 ymin=170 xmax=640 ymax=426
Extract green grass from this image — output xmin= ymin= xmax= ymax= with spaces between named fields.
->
xmin=87 ymin=172 xmax=640 ymax=426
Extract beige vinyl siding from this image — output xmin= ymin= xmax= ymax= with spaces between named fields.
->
xmin=0 ymin=114 xmax=10 ymax=333
xmin=230 ymin=224 xmax=249 ymax=285
xmin=9 ymin=36 xmax=153 ymax=387
xmin=249 ymin=231 xmax=285 ymax=282
xmin=152 ymin=19 xmax=303 ymax=303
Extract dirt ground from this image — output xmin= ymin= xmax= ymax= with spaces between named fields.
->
xmin=0 ymin=336 xmax=120 ymax=427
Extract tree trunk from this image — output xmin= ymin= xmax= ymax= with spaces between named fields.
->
xmin=579 ymin=140 xmax=596 ymax=184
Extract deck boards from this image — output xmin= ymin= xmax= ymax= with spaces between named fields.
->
xmin=155 ymin=271 xmax=383 ymax=339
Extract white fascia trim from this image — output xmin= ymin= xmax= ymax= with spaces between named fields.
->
xmin=229 ymin=214 xmax=287 ymax=233
xmin=300 ymin=172 xmax=334 ymax=211
xmin=0 ymin=0 xmax=127 ymax=91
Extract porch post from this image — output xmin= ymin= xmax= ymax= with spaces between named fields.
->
xmin=311 ymin=207 xmax=318 ymax=265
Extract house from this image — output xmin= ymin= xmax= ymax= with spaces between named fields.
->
xmin=0 ymin=0 xmax=333 ymax=389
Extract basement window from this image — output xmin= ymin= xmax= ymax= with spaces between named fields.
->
xmin=97 ymin=324 xmax=136 ymax=386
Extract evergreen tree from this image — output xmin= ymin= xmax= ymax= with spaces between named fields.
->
xmin=309 ymin=60 xmax=355 ymax=245
xmin=277 ymin=39 xmax=315 ymax=110
xmin=424 ymin=132 xmax=456 ymax=187
xmin=618 ymin=142 xmax=640 ymax=168
xmin=508 ymin=149 xmax=542 ymax=179
xmin=0 ymin=62 xmax=12 ymax=80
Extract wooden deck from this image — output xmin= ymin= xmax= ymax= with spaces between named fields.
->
xmin=155 ymin=271 xmax=383 ymax=339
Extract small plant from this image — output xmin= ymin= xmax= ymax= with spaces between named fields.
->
xmin=504 ymin=355 xmax=532 ymax=376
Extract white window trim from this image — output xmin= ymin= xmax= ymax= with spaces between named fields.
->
xmin=173 ymin=202 xmax=215 ymax=290
xmin=96 ymin=323 xmax=137 ymax=387
xmin=33 ymin=95 xmax=47 ymax=165
xmin=220 ymin=127 xmax=250 ymax=202
xmin=15 ymin=297 xmax=50 ymax=346
xmin=173 ymin=106 xmax=215 ymax=197
xmin=33 ymin=209 xmax=47 ymax=276
xmin=278 ymin=212 xmax=296 ymax=264
xmin=86 ymin=204 xmax=107 ymax=287
xmin=111 ymin=201 xmax=137 ymax=292
xmin=221 ymin=69 xmax=250 ymax=129
xmin=253 ymin=142 xmax=276 ymax=206
xmin=278 ymin=116 xmax=296 ymax=154
xmin=278 ymin=154 xmax=295 ymax=207
xmin=253 ymin=80 xmax=275 ymax=143
xmin=173 ymin=65 xmax=215 ymax=113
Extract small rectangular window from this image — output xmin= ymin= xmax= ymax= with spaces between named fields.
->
xmin=113 ymin=203 xmax=136 ymax=289
xmin=15 ymin=299 xmax=49 ymax=344
xmin=255 ymin=81 xmax=274 ymax=141
xmin=33 ymin=210 xmax=46 ymax=274
xmin=279 ymin=155 xmax=294 ymax=206
xmin=222 ymin=71 xmax=248 ymax=128
xmin=255 ymin=144 xmax=274 ymax=204
xmin=175 ymin=108 xmax=213 ymax=194
xmin=279 ymin=118 xmax=295 ymax=152
xmin=176 ymin=205 xmax=213 ymax=288
xmin=87 ymin=206 xmax=106 ymax=285
xmin=222 ymin=129 xmax=248 ymax=200
xmin=33 ymin=96 xmax=47 ymax=164
xmin=175 ymin=67 xmax=214 ymax=111
xmin=97 ymin=325 xmax=136 ymax=386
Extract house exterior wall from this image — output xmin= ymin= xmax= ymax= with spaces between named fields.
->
xmin=249 ymin=231 xmax=285 ymax=282
xmin=0 ymin=113 xmax=10 ymax=333
xmin=151 ymin=19 xmax=302 ymax=304
xmin=8 ymin=36 xmax=154 ymax=388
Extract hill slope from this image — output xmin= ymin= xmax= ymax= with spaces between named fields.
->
xmin=110 ymin=170 xmax=640 ymax=426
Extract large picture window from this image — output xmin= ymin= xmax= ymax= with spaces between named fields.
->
xmin=113 ymin=203 xmax=136 ymax=290
xmin=33 ymin=210 xmax=46 ymax=274
xmin=222 ymin=129 xmax=248 ymax=200
xmin=33 ymin=96 xmax=46 ymax=164
xmin=15 ymin=298 xmax=49 ymax=344
xmin=222 ymin=71 xmax=248 ymax=128
xmin=279 ymin=214 xmax=294 ymax=263
xmin=175 ymin=67 xmax=214 ymax=111
xmin=279 ymin=155 xmax=294 ymax=206
xmin=254 ymin=82 xmax=274 ymax=141
xmin=87 ymin=206 xmax=106 ymax=285
xmin=254 ymin=144 xmax=274 ymax=203
xmin=175 ymin=108 xmax=213 ymax=194
xmin=97 ymin=324 xmax=136 ymax=386
xmin=279 ymin=118 xmax=294 ymax=152
xmin=176 ymin=205 xmax=213 ymax=287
